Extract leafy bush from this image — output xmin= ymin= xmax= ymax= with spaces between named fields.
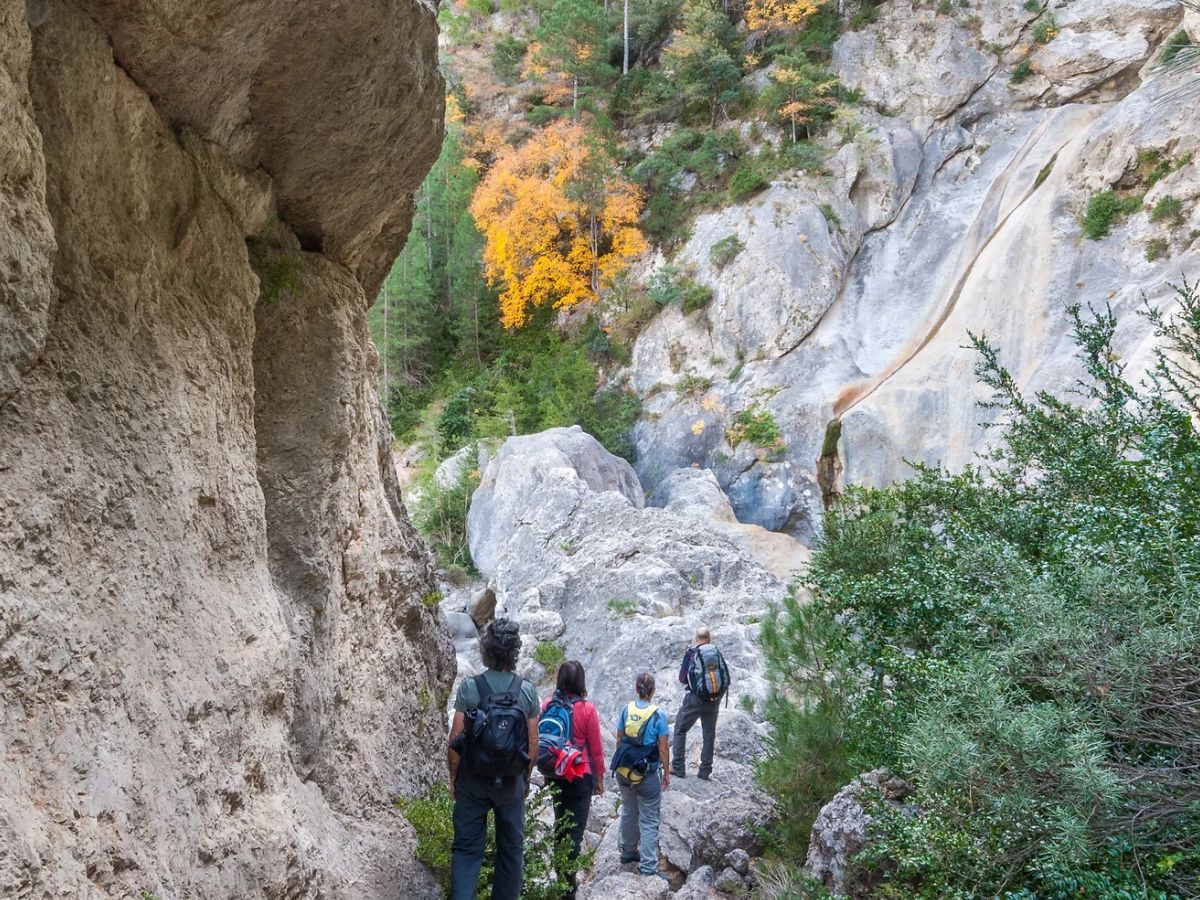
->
xmin=1031 ymin=11 xmax=1058 ymax=43
xmin=533 ymin=640 xmax=566 ymax=669
xmin=1082 ymin=190 xmax=1127 ymax=240
xmin=437 ymin=385 xmax=480 ymax=454
xmin=1010 ymin=58 xmax=1032 ymax=83
xmin=492 ymin=34 xmax=528 ymax=82
xmin=729 ymin=159 xmax=770 ymax=201
xmin=1160 ymin=29 xmax=1191 ymax=65
xmin=709 ymin=234 xmax=745 ymax=269
xmin=818 ymin=203 xmax=841 ymax=229
xmin=1151 ymin=195 xmax=1184 ymax=225
xmin=648 ymin=266 xmax=713 ymax=313
xmin=608 ymin=598 xmax=639 ymax=617
xmin=398 ymin=783 xmax=587 ymax=899
xmin=413 ymin=446 xmax=480 ymax=578
xmin=1146 ymin=238 xmax=1170 ymax=261
xmin=727 ymin=404 xmax=786 ymax=456
xmin=761 ymin=284 xmax=1200 ymax=896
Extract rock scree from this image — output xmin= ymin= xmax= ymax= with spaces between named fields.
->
xmin=0 ymin=1 xmax=452 ymax=897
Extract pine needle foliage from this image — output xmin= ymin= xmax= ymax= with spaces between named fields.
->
xmin=761 ymin=282 xmax=1200 ymax=897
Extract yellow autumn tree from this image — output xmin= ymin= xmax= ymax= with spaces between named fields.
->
xmin=745 ymin=0 xmax=821 ymax=31
xmin=470 ymin=121 xmax=647 ymax=328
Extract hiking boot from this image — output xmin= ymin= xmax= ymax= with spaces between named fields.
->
xmin=619 ymin=853 xmax=639 ymax=865
xmin=670 ymin=768 xmax=686 ymax=779
xmin=697 ymin=771 xmax=711 ymax=781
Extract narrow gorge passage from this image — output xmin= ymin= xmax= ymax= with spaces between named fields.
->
xmin=4 ymin=0 xmax=1199 ymax=897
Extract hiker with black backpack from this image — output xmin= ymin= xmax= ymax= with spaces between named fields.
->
xmin=671 ymin=624 xmax=730 ymax=782
xmin=447 ymin=618 xmax=540 ymax=900
xmin=536 ymin=660 xmax=604 ymax=899
xmin=611 ymin=671 xmax=671 ymax=880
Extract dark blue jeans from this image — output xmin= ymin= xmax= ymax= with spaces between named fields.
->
xmin=450 ymin=771 xmax=527 ymax=900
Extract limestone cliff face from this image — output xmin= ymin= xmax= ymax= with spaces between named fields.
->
xmin=629 ymin=0 xmax=1198 ymax=543
xmin=0 ymin=1 xmax=453 ymax=897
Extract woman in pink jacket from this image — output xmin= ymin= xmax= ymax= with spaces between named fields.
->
xmin=542 ymin=660 xmax=604 ymax=898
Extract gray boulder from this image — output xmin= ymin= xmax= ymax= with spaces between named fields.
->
xmin=651 ymin=468 xmax=810 ymax=582
xmin=578 ymin=872 xmax=672 ymax=900
xmin=468 ymin=426 xmax=644 ymax=578
xmin=805 ymin=769 xmax=914 ymax=898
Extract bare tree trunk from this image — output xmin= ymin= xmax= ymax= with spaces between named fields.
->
xmin=573 ymin=74 xmax=578 ymax=108
xmin=623 ymin=0 xmax=630 ymax=74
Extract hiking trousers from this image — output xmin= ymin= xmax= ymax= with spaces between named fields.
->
xmin=550 ymin=773 xmax=594 ymax=898
xmin=618 ymin=767 xmax=662 ymax=875
xmin=450 ymin=771 xmax=526 ymax=900
xmin=672 ymin=691 xmax=719 ymax=778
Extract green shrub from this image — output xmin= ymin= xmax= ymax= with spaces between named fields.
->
xmin=1160 ymin=29 xmax=1191 ymax=65
xmin=761 ymin=285 xmax=1200 ymax=896
xmin=1032 ymin=11 xmax=1058 ymax=43
xmin=709 ymin=234 xmax=745 ymax=269
xmin=422 ymin=590 xmax=444 ymax=609
xmin=437 ymin=385 xmax=480 ymax=454
xmin=729 ymin=160 xmax=769 ymax=201
xmin=848 ymin=0 xmax=881 ymax=30
xmin=492 ymin=34 xmax=528 ymax=82
xmin=1010 ymin=58 xmax=1032 ymax=83
xmin=1146 ymin=238 xmax=1169 ymax=261
xmin=1082 ymin=190 xmax=1125 ymax=240
xmin=1022 ymin=0 xmax=1040 ymax=10
xmin=677 ymin=373 xmax=714 ymax=397
xmin=818 ymin=203 xmax=841 ymax=229
xmin=608 ymin=598 xmax=638 ymax=617
xmin=398 ymin=783 xmax=587 ymax=899
xmin=1151 ymin=195 xmax=1184 ymax=225
xmin=413 ymin=446 xmax=479 ymax=577
xmin=648 ymin=266 xmax=713 ymax=313
xmin=533 ymin=640 xmax=566 ymax=669
xmin=727 ymin=405 xmax=786 ymax=456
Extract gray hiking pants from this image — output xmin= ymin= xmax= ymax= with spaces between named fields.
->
xmin=618 ymin=767 xmax=662 ymax=875
xmin=672 ymin=691 xmax=719 ymax=778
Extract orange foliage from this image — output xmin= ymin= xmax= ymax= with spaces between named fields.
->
xmin=470 ymin=122 xmax=647 ymax=328
xmin=745 ymin=0 xmax=821 ymax=31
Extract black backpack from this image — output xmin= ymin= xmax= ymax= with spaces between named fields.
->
xmin=688 ymin=644 xmax=731 ymax=702
xmin=463 ymin=673 xmax=530 ymax=779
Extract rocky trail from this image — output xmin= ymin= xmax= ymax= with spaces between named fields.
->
xmin=436 ymin=427 xmax=801 ymax=897
xmin=3 ymin=0 xmax=1199 ymax=895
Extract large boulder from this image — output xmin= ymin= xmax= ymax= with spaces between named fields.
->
xmin=805 ymin=769 xmax=914 ymax=898
xmin=468 ymin=428 xmax=784 ymax=716
xmin=468 ymin=426 xmax=644 ymax=578
xmin=650 ymin=468 xmax=810 ymax=582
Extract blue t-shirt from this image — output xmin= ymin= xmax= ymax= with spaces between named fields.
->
xmin=616 ymin=700 xmax=670 ymax=746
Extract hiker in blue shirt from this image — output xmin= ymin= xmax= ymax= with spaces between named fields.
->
xmin=611 ymin=672 xmax=671 ymax=879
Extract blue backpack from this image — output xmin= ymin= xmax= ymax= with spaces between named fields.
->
xmin=537 ymin=692 xmax=584 ymax=781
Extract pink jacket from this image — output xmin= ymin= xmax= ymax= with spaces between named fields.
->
xmin=541 ymin=695 xmax=605 ymax=779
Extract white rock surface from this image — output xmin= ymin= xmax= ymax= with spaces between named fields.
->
xmin=629 ymin=0 xmax=1197 ymax=544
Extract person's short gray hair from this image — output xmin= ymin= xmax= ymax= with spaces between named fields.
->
xmin=695 ymin=624 xmax=711 ymax=642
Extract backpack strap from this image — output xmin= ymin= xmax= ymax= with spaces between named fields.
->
xmin=474 ymin=673 xmax=493 ymax=704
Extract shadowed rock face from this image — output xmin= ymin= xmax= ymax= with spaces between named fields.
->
xmin=75 ymin=0 xmax=445 ymax=292
xmin=0 ymin=0 xmax=451 ymax=896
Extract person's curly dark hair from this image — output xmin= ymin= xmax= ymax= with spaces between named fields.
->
xmin=480 ymin=617 xmax=522 ymax=672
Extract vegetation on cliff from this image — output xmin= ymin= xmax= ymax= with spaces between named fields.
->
xmin=368 ymin=0 xmax=856 ymax=473
xmin=761 ymin=283 xmax=1200 ymax=897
